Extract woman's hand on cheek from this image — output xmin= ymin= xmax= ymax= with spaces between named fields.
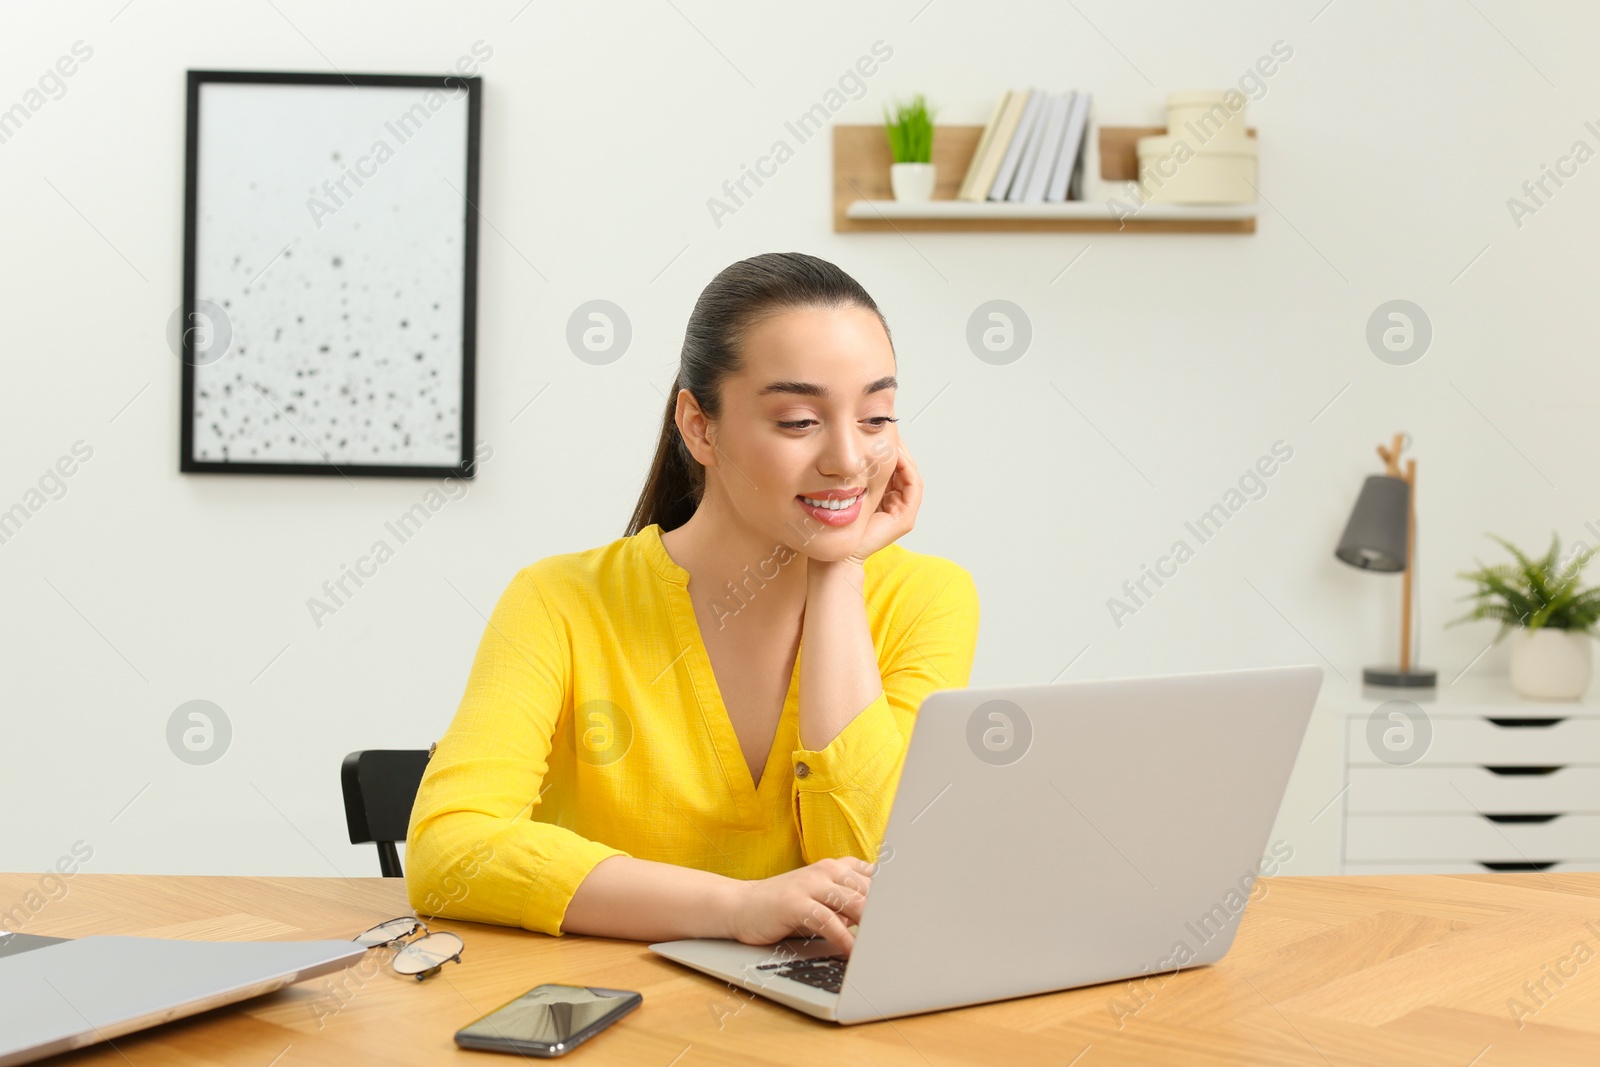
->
xmin=845 ymin=437 xmax=921 ymax=565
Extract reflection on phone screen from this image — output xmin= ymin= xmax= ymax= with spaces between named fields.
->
xmin=457 ymin=985 xmax=629 ymax=1045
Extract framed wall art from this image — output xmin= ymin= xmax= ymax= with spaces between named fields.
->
xmin=179 ymin=69 xmax=481 ymax=478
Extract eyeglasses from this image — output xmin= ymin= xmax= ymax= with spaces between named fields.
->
xmin=352 ymin=917 xmax=464 ymax=981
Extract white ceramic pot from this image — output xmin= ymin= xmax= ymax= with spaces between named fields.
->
xmin=890 ymin=162 xmax=936 ymax=202
xmin=1510 ymin=628 xmax=1594 ymax=701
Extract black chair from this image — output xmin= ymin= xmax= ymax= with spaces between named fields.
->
xmin=341 ymin=745 xmax=434 ymax=877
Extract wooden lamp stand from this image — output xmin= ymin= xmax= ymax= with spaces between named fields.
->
xmin=1365 ymin=433 xmax=1437 ymax=688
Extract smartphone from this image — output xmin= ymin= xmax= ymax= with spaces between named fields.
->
xmin=454 ymin=983 xmax=642 ymax=1057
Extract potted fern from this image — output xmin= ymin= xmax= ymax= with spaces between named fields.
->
xmin=1448 ymin=532 xmax=1600 ymax=700
xmin=883 ymin=94 xmax=936 ymax=202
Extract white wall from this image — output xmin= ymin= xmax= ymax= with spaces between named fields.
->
xmin=3 ymin=1 xmax=1596 ymax=885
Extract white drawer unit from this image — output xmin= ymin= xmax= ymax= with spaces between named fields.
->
xmin=1348 ymin=765 xmax=1600 ymax=814
xmin=1335 ymin=678 xmax=1600 ymax=874
xmin=1345 ymin=715 xmax=1600 ymax=766
xmin=1346 ymin=814 xmax=1600 ymax=864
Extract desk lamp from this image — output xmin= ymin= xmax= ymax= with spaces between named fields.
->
xmin=1334 ymin=431 xmax=1437 ymax=687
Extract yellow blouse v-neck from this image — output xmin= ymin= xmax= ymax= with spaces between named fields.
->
xmin=405 ymin=522 xmax=981 ymax=937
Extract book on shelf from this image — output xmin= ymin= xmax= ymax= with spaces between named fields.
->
xmin=1008 ymin=91 xmax=1061 ymax=202
xmin=984 ymin=88 xmax=1043 ymax=202
xmin=1046 ymin=91 xmax=1092 ymax=203
xmin=955 ymin=91 xmax=1010 ymax=201
xmin=958 ymin=89 xmax=1026 ymax=201
xmin=959 ymin=87 xmax=1093 ymax=204
xmin=1019 ymin=91 xmax=1074 ymax=202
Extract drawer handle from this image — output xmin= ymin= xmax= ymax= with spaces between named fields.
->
xmin=1480 ymin=861 xmax=1558 ymax=872
xmin=1483 ymin=765 xmax=1564 ymax=776
xmin=1482 ymin=813 xmax=1560 ymax=824
xmin=1486 ymin=717 xmax=1566 ymax=728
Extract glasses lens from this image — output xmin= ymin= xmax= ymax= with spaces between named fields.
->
xmin=392 ymin=931 xmax=463 ymax=977
xmin=354 ymin=917 xmax=420 ymax=947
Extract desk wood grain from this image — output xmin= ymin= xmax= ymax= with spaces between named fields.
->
xmin=5 ymin=873 xmax=1600 ymax=1065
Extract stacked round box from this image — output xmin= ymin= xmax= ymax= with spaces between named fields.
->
xmin=1137 ymin=90 xmax=1258 ymax=204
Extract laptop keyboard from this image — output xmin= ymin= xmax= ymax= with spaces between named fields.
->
xmin=755 ymin=954 xmax=848 ymax=994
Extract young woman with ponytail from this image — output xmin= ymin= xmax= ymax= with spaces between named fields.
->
xmin=407 ymin=251 xmax=979 ymax=956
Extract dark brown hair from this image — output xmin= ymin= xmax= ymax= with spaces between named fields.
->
xmin=625 ymin=252 xmax=892 ymax=536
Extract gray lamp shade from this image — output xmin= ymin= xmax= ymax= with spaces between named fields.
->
xmin=1335 ymin=474 xmax=1409 ymax=572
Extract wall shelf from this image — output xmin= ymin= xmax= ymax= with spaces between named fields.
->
xmin=832 ymin=124 xmax=1257 ymax=234
xmin=844 ymin=199 xmax=1257 ymax=224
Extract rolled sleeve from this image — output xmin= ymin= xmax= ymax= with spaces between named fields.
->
xmin=519 ymin=836 xmax=631 ymax=937
xmin=790 ymin=690 xmax=903 ymax=863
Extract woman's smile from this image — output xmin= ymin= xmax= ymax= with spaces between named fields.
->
xmin=796 ymin=488 xmax=865 ymax=526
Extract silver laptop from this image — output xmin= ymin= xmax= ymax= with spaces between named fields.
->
xmin=0 ymin=930 xmax=365 ymax=1065
xmin=651 ymin=664 xmax=1322 ymax=1024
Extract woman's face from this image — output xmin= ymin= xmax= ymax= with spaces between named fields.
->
xmin=693 ymin=304 xmax=899 ymax=562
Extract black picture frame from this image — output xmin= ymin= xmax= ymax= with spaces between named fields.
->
xmin=179 ymin=70 xmax=481 ymax=479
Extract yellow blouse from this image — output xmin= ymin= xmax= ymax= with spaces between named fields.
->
xmin=405 ymin=522 xmax=980 ymax=937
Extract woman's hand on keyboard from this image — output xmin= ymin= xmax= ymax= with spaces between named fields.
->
xmin=728 ymin=856 xmax=875 ymax=955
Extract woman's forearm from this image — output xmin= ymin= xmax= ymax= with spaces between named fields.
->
xmin=798 ymin=557 xmax=883 ymax=750
xmin=561 ymin=855 xmax=741 ymax=941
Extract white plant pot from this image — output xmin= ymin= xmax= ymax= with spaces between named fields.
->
xmin=890 ymin=162 xmax=936 ymax=202
xmin=1510 ymin=628 xmax=1593 ymax=701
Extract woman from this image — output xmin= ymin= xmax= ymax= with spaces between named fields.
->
xmin=406 ymin=251 xmax=980 ymax=956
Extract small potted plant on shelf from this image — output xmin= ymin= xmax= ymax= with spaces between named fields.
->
xmin=883 ymin=94 xmax=936 ymax=202
xmin=1447 ymin=532 xmax=1600 ymax=700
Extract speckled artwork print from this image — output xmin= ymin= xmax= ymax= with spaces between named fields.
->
xmin=192 ymin=81 xmax=468 ymax=467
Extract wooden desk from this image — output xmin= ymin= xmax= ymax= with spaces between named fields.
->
xmin=6 ymin=872 xmax=1600 ymax=1065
